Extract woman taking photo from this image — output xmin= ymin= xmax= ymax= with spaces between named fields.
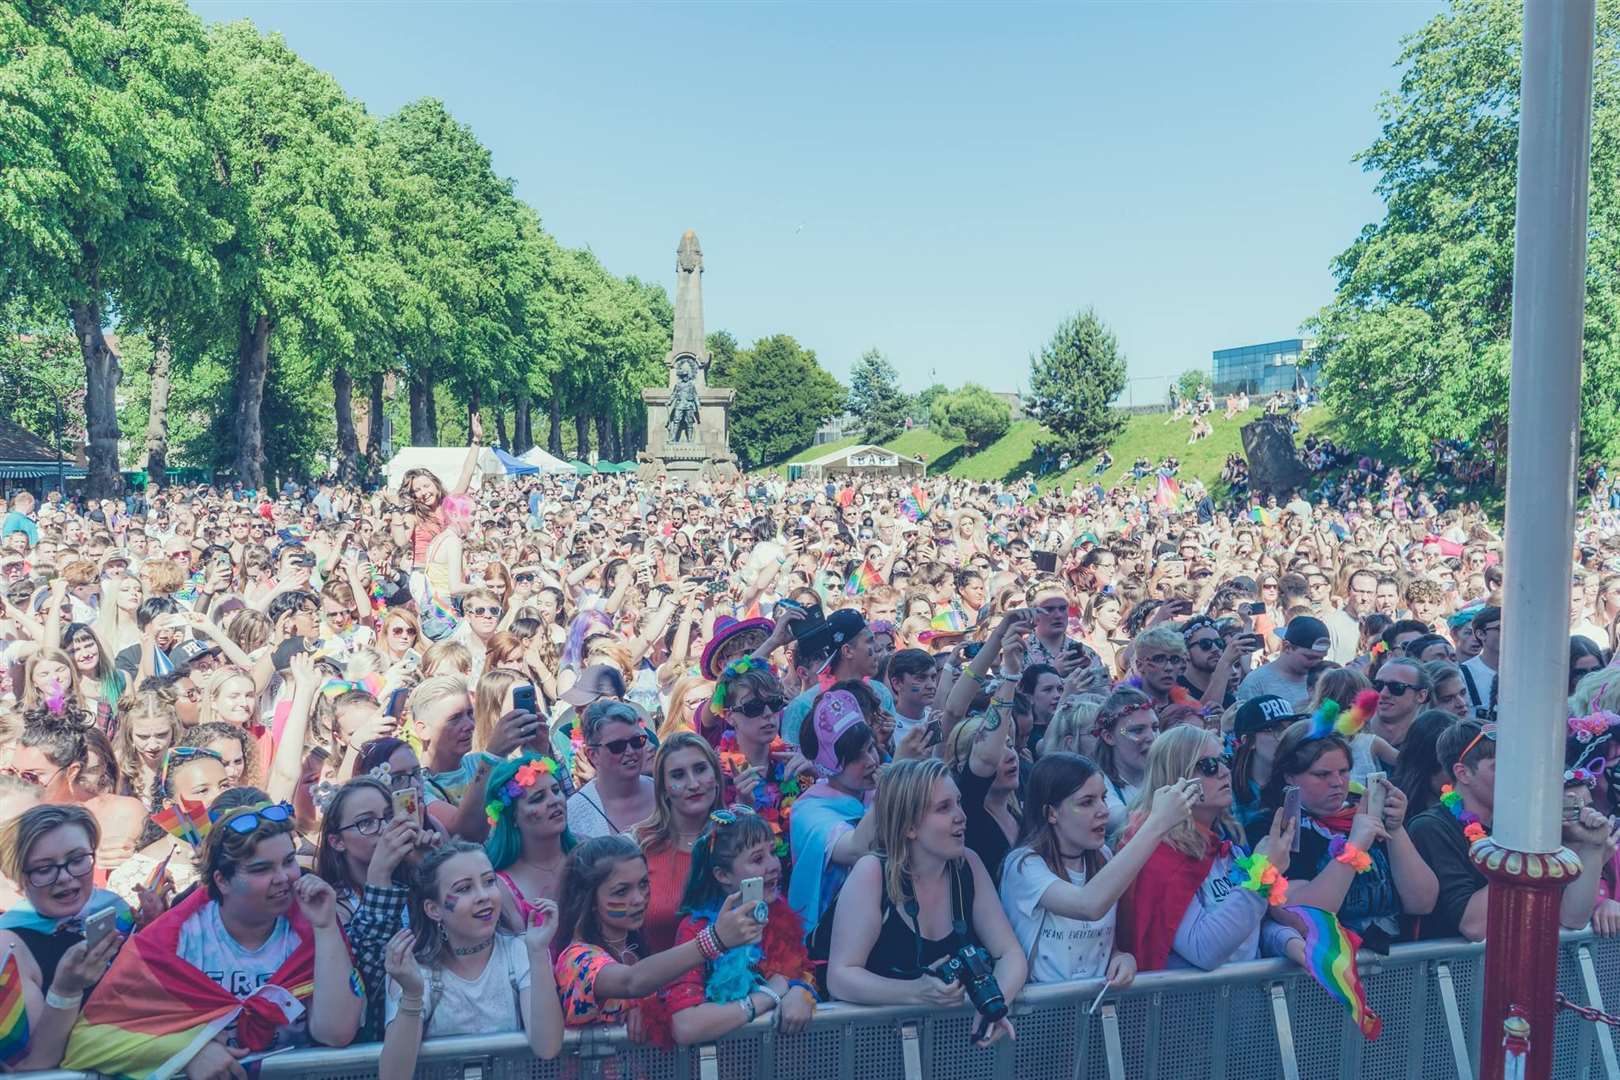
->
xmin=379 ymin=841 xmax=563 ymax=1074
xmin=1001 ymin=753 xmax=1198 ymax=985
xmin=787 ymin=686 xmax=882 ymax=937
xmin=1119 ymin=726 xmax=1306 ymax=972
xmin=379 ymin=608 xmax=423 ymax=667
xmin=487 ymin=753 xmax=575 ymax=929
xmin=1094 ymin=688 xmax=1159 ymax=840
xmin=0 ymin=805 xmax=128 ymax=1070
xmin=631 ymin=734 xmax=724 ymax=952
xmin=1250 ymin=723 xmax=1437 ymax=944
xmin=825 ymin=758 xmax=1026 ymax=1047
xmin=664 ymin=806 xmax=816 ymax=1043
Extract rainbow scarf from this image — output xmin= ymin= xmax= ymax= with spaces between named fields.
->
xmin=0 ymin=948 xmax=27 ymax=1066
xmin=899 ymin=484 xmax=932 ymax=522
xmin=64 ymin=887 xmax=322 ymax=1079
xmin=1283 ymin=904 xmax=1381 ymax=1039
xmin=844 ymin=561 xmax=883 ymax=597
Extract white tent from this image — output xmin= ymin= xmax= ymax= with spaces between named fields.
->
xmin=518 ymin=446 xmax=576 ymax=474
xmin=382 ymin=446 xmax=505 ymax=491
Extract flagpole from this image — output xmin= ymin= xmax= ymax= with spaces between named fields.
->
xmin=1475 ymin=2 xmax=1595 ymax=1077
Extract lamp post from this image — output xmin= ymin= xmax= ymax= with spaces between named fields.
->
xmin=53 ymin=395 xmax=64 ymax=495
xmin=1475 ymin=2 xmax=1595 ymax=1078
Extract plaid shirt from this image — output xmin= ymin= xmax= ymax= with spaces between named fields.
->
xmin=345 ymin=881 xmax=410 ymax=1042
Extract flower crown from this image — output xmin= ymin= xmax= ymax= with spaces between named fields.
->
xmin=1569 ymin=711 xmax=1620 ymax=744
xmin=484 ymin=757 xmax=560 ymax=828
xmin=709 ymin=657 xmax=759 ymax=716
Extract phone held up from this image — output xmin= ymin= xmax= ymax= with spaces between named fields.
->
xmin=1282 ymin=785 xmax=1302 ymax=851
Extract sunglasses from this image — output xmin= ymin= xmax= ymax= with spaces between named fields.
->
xmin=469 ymin=606 xmax=502 ymax=618
xmin=592 ymin=733 xmax=649 ymax=755
xmin=213 ymin=801 xmax=294 ymax=834
xmin=733 ymin=696 xmax=786 ymax=719
xmin=1193 ymin=755 xmax=1230 ymax=777
xmin=1460 ymin=724 xmax=1498 ymax=762
xmin=514 ymin=573 xmax=536 ymax=584
xmin=1188 ymin=638 xmax=1225 ymax=652
xmin=1372 ymin=679 xmax=1417 ymax=697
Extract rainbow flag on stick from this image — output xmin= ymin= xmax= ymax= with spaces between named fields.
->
xmin=0 ymin=948 xmax=29 ymax=1066
xmin=1283 ymin=905 xmax=1382 ymax=1040
xmin=150 ymin=796 xmax=211 ymax=847
xmin=844 ymin=562 xmax=884 ymax=596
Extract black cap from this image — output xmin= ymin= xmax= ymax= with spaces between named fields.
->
xmin=826 ymin=609 xmax=867 ymax=652
xmin=1234 ymin=695 xmax=1302 ymax=737
xmin=1282 ymin=616 xmax=1331 ymax=652
xmin=562 ymin=664 xmax=627 ymax=707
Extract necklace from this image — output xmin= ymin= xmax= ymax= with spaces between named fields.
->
xmin=451 ymin=939 xmax=493 ymax=957
xmin=1439 ymin=785 xmax=1488 ymax=843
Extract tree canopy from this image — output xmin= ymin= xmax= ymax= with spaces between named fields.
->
xmin=848 ymin=348 xmax=910 ymax=443
xmin=712 ymin=334 xmax=846 ymax=468
xmin=1028 ymin=307 xmax=1127 ymax=458
xmin=930 ymin=384 xmax=1010 ymax=450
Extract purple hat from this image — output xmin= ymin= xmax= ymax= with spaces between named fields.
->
xmin=699 ymin=615 xmax=774 ymax=681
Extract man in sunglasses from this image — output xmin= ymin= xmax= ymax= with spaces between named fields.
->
xmin=1408 ymin=721 xmax=1610 ymax=942
xmin=1179 ymin=616 xmax=1256 ymax=711
xmin=1367 ymin=658 xmax=1431 ymax=751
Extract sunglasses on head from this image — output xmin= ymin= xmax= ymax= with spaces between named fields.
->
xmin=593 ymin=733 xmax=649 ymax=755
xmin=1372 ymin=679 xmax=1417 ymax=696
xmin=1193 ymin=754 xmax=1230 ymax=777
xmin=212 ymin=801 xmax=294 ymax=834
xmin=1460 ymin=724 xmax=1497 ymax=762
xmin=732 ymin=696 xmax=786 ymax=719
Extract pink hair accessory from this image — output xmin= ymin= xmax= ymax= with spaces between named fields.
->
xmin=1569 ymin=711 xmax=1620 ymax=743
xmin=812 ymin=689 xmax=863 ymax=776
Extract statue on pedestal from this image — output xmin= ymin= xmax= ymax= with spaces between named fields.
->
xmin=666 ymin=359 xmax=700 ymax=443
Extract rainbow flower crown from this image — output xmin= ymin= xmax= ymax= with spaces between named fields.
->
xmin=710 ymin=657 xmax=759 ymax=716
xmin=485 ymin=757 xmax=561 ymax=828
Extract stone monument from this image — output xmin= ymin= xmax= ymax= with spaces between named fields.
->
xmin=638 ymin=231 xmax=739 ymax=483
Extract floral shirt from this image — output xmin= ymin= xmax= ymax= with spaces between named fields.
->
xmin=556 ymin=942 xmax=632 ymax=1027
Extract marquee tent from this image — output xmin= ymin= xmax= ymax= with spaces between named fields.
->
xmin=381 ymin=446 xmax=505 ymax=491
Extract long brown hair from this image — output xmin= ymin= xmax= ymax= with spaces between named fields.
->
xmin=1013 ymin=752 xmax=1105 ymax=881
xmin=555 ymin=834 xmax=646 ymax=952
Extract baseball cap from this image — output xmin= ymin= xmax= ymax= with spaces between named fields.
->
xmin=1282 ymin=616 xmax=1331 ymax=653
xmin=1234 ymin=695 xmax=1303 ymax=737
xmin=168 ymin=638 xmax=222 ymax=667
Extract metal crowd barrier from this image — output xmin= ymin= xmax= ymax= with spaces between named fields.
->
xmin=18 ymin=930 xmax=1620 ymax=1079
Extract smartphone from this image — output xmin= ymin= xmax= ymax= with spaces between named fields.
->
xmin=739 ymin=876 xmax=764 ymax=906
xmin=385 ymin=687 xmax=410 ymax=719
xmin=512 ymin=684 xmax=538 ymax=715
xmin=84 ymin=906 xmax=118 ymax=951
xmin=962 ymin=642 xmax=983 ymax=661
xmin=923 ymin=718 xmax=944 ymax=748
xmin=1282 ymin=786 xmax=1302 ymax=852
xmin=1365 ymin=772 xmax=1388 ymax=821
xmin=392 ymin=785 xmax=421 ymax=825
xmin=144 ymin=848 xmax=175 ymax=894
xmin=1031 ymin=550 xmax=1058 ymax=574
xmin=1241 ymin=602 xmax=1267 ymax=616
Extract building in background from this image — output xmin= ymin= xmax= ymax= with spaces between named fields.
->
xmin=1211 ymin=338 xmax=1317 ymax=395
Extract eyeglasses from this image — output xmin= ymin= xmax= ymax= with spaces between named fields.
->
xmin=23 ymin=850 xmax=95 ymax=888
xmin=3 ymin=765 xmax=63 ymax=788
xmin=1372 ymin=679 xmax=1417 ymax=697
xmin=592 ymin=733 xmax=649 ymax=755
xmin=1143 ymin=653 xmax=1188 ymax=668
xmin=335 ymin=814 xmax=388 ymax=837
xmin=1192 ymin=755 xmax=1230 ymax=777
xmin=213 ymin=801 xmax=294 ymax=834
xmin=514 ymin=573 xmax=536 ymax=584
xmin=733 ymin=696 xmax=786 ymax=719
xmin=469 ymin=606 xmax=502 ymax=618
xmin=1188 ymin=638 xmax=1225 ymax=652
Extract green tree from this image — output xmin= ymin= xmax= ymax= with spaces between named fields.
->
xmin=1174 ymin=368 xmax=1212 ymax=404
xmin=717 ymin=334 xmax=845 ymax=468
xmin=706 ymin=330 xmax=740 ymax=384
xmin=1311 ymin=0 xmax=1620 ymax=465
xmin=930 ymin=384 xmax=1010 ymax=450
xmin=848 ymin=348 xmax=909 ymax=442
xmin=0 ymin=0 xmax=226 ymax=495
xmin=912 ymin=382 xmax=948 ymax=425
xmin=1029 ymin=308 xmax=1127 ymax=458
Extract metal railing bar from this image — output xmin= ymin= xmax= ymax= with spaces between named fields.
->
xmin=1101 ymin=1002 xmax=1126 ymax=1080
xmin=900 ymin=1020 xmax=923 ymax=1080
xmin=1436 ymin=960 xmax=1475 ymax=1080
xmin=1578 ymin=942 xmax=1620 ymax=1080
xmin=1269 ymin=982 xmax=1301 ymax=1080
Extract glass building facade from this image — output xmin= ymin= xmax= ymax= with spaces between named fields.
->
xmin=1211 ymin=338 xmax=1317 ymax=395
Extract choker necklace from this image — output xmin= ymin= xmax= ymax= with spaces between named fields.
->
xmin=1439 ymin=785 xmax=1488 ymax=843
xmin=451 ymin=939 xmax=493 ymax=957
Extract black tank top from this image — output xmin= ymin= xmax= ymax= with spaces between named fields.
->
xmin=13 ymin=926 xmax=81 ymax=998
xmin=864 ymin=858 xmax=977 ymax=981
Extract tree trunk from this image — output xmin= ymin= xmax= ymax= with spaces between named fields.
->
xmin=426 ymin=381 xmax=439 ymax=444
xmin=410 ymin=376 xmax=435 ymax=446
xmin=616 ymin=416 xmax=632 ymax=460
xmin=548 ymin=398 xmax=563 ymax=455
xmin=333 ymin=366 xmax=360 ymax=484
xmin=144 ymin=335 xmax=173 ymax=490
xmin=514 ymin=393 xmax=532 ymax=454
xmin=493 ymin=403 xmax=509 ymax=451
xmin=574 ymin=412 xmax=591 ymax=461
xmin=69 ymin=300 xmax=124 ymax=498
xmin=594 ymin=413 xmax=613 ymax=462
xmin=233 ymin=310 xmax=272 ymax=491
xmin=366 ymin=372 xmax=385 ymax=458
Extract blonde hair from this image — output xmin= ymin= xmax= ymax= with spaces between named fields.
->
xmin=140 ymin=558 xmax=186 ymax=596
xmin=1571 ymin=666 xmax=1620 ymax=717
xmin=872 ymin=757 xmax=957 ymax=910
xmin=1308 ymin=667 xmax=1370 ymax=713
xmin=421 ymin=640 xmax=472 ymax=677
xmin=658 ymin=672 xmax=714 ymax=743
xmin=409 ymin=674 xmax=470 ymax=719
xmin=1039 ymin=695 xmax=1103 ymax=757
xmin=113 ymin=690 xmax=182 ymax=799
xmin=225 ymin=609 xmax=273 ymax=655
xmin=0 ymin=804 xmax=99 ymax=888
xmin=1130 ymin=725 xmax=1236 ymax=858
xmin=198 ymin=667 xmax=255 ymax=726
xmin=473 ymin=667 xmax=526 ymax=753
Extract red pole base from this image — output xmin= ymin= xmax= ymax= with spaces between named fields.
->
xmin=1473 ymin=839 xmax=1584 ymax=1080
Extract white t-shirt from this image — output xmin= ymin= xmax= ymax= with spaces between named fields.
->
xmin=176 ymin=900 xmax=307 ymax=1048
xmin=1462 ymin=654 xmax=1497 ymax=718
xmin=1000 ymin=846 xmax=1116 ymax=983
xmin=1102 ymin=774 xmax=1138 ymax=844
xmin=385 ymin=933 xmax=531 ymax=1038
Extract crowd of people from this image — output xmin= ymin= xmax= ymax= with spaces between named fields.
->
xmin=0 ymin=419 xmax=1618 ymax=1077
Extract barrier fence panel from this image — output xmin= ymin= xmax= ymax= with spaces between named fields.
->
xmin=17 ymin=931 xmax=1620 ymax=1080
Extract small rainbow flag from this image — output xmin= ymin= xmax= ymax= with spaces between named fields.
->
xmin=1250 ymin=506 xmax=1273 ymax=525
xmin=844 ymin=562 xmax=884 ymax=596
xmin=1283 ymin=905 xmax=1381 ymax=1040
xmin=918 ymin=608 xmax=971 ymax=643
xmin=0 ymin=948 xmax=28 ymax=1066
xmin=151 ymin=796 xmax=211 ymax=847
xmin=1154 ymin=473 xmax=1181 ymax=509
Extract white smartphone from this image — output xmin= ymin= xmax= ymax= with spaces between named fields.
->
xmin=739 ymin=876 xmax=764 ymax=906
xmin=1365 ymin=772 xmax=1388 ymax=821
xmin=84 ymin=907 xmax=118 ymax=951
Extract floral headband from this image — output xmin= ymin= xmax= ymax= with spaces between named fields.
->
xmin=1569 ymin=711 xmax=1620 ymax=743
xmin=709 ymin=657 xmax=760 ymax=716
xmin=485 ymin=757 xmax=560 ymax=828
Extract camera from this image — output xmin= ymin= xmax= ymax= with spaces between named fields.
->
xmin=934 ymin=944 xmax=1007 ymax=1023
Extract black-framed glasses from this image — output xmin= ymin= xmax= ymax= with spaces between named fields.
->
xmin=1188 ymin=638 xmax=1225 ymax=652
xmin=388 ymin=766 xmax=424 ymax=790
xmin=335 ymin=814 xmax=388 ymax=837
xmin=214 ymin=801 xmax=294 ymax=834
xmin=733 ymin=696 xmax=786 ymax=719
xmin=1144 ymin=653 xmax=1188 ymax=668
xmin=1372 ymin=679 xmax=1416 ymax=697
xmin=23 ymin=850 xmax=94 ymax=888
xmin=1193 ymin=755 xmax=1230 ymax=777
xmin=592 ymin=733 xmax=649 ymax=755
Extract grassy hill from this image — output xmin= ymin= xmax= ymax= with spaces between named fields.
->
xmin=763 ymin=407 xmax=1338 ymax=492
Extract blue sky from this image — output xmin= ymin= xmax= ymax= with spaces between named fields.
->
xmin=192 ymin=0 xmax=1443 ymax=404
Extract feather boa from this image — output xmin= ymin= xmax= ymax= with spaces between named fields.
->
xmin=692 ymin=898 xmax=810 ymax=1003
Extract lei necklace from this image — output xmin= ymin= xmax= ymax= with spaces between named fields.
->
xmin=716 ymin=732 xmax=802 ymax=855
xmin=1439 ymin=785 xmax=1487 ymax=843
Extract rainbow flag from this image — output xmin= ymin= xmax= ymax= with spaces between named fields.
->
xmin=1154 ymin=473 xmax=1181 ymax=509
xmin=844 ymin=562 xmax=883 ymax=596
xmin=918 ymin=607 xmax=971 ymax=643
xmin=150 ymin=796 xmax=211 ymax=847
xmin=64 ymin=887 xmax=322 ymax=1078
xmin=1250 ymin=506 xmax=1273 ymax=525
xmin=0 ymin=948 xmax=28 ymax=1066
xmin=1283 ymin=905 xmax=1381 ymax=1040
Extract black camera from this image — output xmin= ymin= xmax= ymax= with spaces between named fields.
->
xmin=935 ymin=944 xmax=1007 ymax=1023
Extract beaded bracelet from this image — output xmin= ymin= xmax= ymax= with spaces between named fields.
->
xmin=1329 ymin=837 xmax=1373 ymax=873
xmin=696 ymin=925 xmax=722 ymax=961
xmin=1230 ymin=851 xmax=1290 ymax=906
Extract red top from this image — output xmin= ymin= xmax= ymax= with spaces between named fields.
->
xmin=640 ymin=843 xmax=692 ymax=955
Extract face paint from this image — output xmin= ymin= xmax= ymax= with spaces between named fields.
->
xmin=442 ymin=894 xmax=458 ymax=912
xmin=602 ymin=900 xmax=636 ymax=918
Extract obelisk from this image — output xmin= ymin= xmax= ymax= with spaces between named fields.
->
xmin=638 ymin=230 xmax=738 ymax=482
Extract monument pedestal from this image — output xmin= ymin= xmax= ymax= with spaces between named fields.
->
xmin=639 ymin=386 xmax=739 ymax=482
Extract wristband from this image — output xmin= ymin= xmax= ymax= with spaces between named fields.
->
xmin=1329 ymin=837 xmax=1373 ymax=873
xmin=696 ymin=926 xmax=719 ymax=961
xmin=710 ymin=921 xmax=730 ymax=952
xmin=739 ymin=994 xmax=758 ymax=1022
xmin=787 ymin=979 xmax=818 ymax=1003
xmin=45 ymin=988 xmax=81 ymax=1010
xmin=1230 ymin=851 xmax=1290 ymax=906
xmin=756 ymin=983 xmax=783 ymax=1012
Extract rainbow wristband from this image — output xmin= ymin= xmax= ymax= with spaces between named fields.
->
xmin=1230 ymin=851 xmax=1290 ymax=906
xmin=1329 ymin=837 xmax=1373 ymax=874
